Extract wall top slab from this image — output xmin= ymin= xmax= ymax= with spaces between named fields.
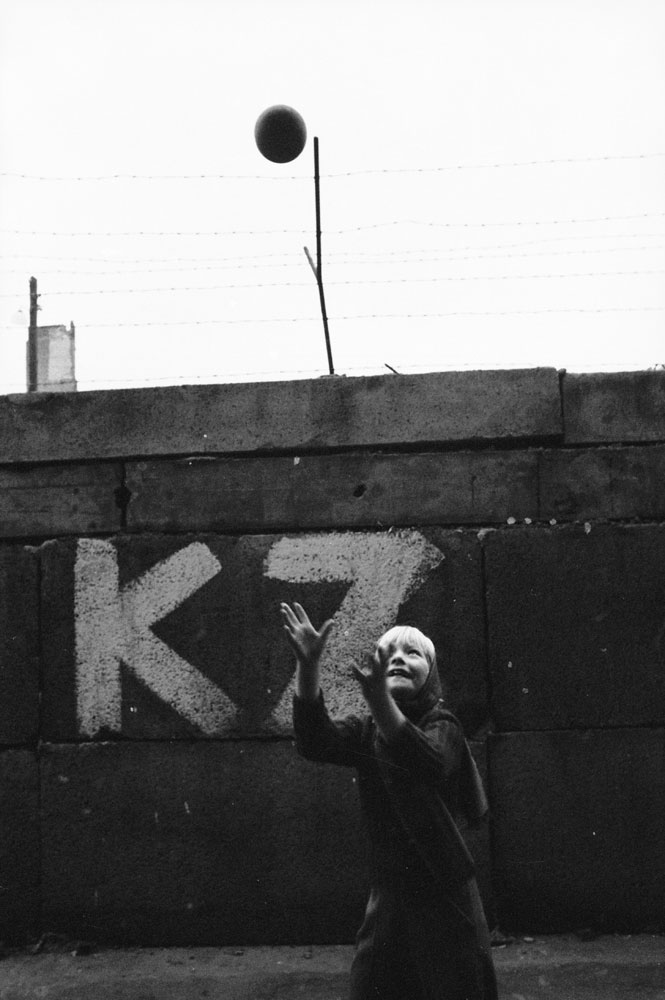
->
xmin=0 ymin=368 xmax=562 ymax=464
xmin=563 ymin=370 xmax=665 ymax=444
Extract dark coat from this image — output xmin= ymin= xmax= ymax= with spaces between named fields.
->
xmin=293 ymin=676 xmax=498 ymax=1000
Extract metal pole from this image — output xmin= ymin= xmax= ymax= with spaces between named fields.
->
xmin=27 ymin=276 xmax=38 ymax=392
xmin=313 ymin=137 xmax=334 ymax=375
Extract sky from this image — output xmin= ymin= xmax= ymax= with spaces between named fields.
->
xmin=0 ymin=0 xmax=664 ymax=394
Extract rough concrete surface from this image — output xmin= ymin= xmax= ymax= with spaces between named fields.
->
xmin=490 ymin=729 xmax=665 ymax=933
xmin=0 ymin=547 xmax=39 ymax=743
xmin=39 ymin=741 xmax=368 ymax=946
xmin=0 ymin=750 xmax=39 ymax=943
xmin=539 ymin=445 xmax=665 ymax=522
xmin=484 ymin=524 xmax=665 ymax=730
xmin=563 ymin=370 xmax=665 ymax=444
xmin=0 ymin=368 xmax=562 ymax=463
xmin=0 ymin=463 xmax=122 ymax=539
xmin=125 ymin=449 xmax=540 ymax=532
xmin=0 ymin=937 xmax=663 ymax=1000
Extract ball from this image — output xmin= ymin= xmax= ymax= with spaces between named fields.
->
xmin=254 ymin=105 xmax=307 ymax=163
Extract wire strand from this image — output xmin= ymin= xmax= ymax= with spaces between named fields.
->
xmin=1 ymin=151 xmax=664 ymax=181
xmin=3 ymin=232 xmax=663 ymax=267
xmin=4 ymin=212 xmax=665 ymax=238
xmin=3 ymin=306 xmax=662 ymax=331
xmin=1 ymin=245 xmax=664 ymax=277
xmin=2 ymin=268 xmax=662 ymax=297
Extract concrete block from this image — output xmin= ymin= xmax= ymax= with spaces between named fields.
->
xmin=0 ymin=546 xmax=39 ymax=744
xmin=540 ymin=445 xmax=665 ymax=522
xmin=0 ymin=368 xmax=562 ymax=463
xmin=0 ymin=462 xmax=123 ymax=538
xmin=40 ymin=529 xmax=488 ymax=740
xmin=484 ymin=524 xmax=665 ymax=730
xmin=40 ymin=740 xmax=493 ymax=947
xmin=40 ymin=741 xmax=368 ymax=945
xmin=564 ymin=371 xmax=665 ymax=444
xmin=489 ymin=729 xmax=665 ymax=932
xmin=126 ymin=450 xmax=539 ymax=532
xmin=0 ymin=749 xmax=39 ymax=943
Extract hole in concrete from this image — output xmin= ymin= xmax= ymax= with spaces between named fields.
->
xmin=353 ymin=484 xmax=367 ymax=498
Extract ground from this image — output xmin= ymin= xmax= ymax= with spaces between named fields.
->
xmin=0 ymin=935 xmax=664 ymax=999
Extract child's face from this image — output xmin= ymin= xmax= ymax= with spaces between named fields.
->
xmin=377 ymin=636 xmax=430 ymax=701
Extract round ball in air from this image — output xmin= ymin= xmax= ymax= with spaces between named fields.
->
xmin=254 ymin=105 xmax=307 ymax=163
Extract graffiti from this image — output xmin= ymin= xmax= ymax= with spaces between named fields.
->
xmin=75 ymin=539 xmax=236 ymax=737
xmin=265 ymin=530 xmax=444 ymax=724
xmin=73 ymin=530 xmax=443 ymax=736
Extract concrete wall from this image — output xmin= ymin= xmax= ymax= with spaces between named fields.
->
xmin=1 ymin=367 xmax=664 ymax=944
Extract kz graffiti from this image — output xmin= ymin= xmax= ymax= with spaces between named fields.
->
xmin=74 ymin=531 xmax=444 ymax=737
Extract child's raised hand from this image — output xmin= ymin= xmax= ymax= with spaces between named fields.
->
xmin=351 ymin=644 xmax=388 ymax=699
xmin=280 ymin=602 xmax=334 ymax=668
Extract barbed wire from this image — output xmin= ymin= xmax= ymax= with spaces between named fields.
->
xmin=1 ymin=244 xmax=664 ymax=278
xmin=2 ymin=268 xmax=662 ymax=298
xmin=2 ymin=231 xmax=663 ymax=268
xmin=1 ymin=151 xmax=664 ymax=182
xmin=3 ymin=306 xmax=662 ymax=332
xmin=3 ymin=212 xmax=665 ymax=239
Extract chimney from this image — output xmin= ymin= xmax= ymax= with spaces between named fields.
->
xmin=27 ymin=323 xmax=77 ymax=392
xmin=26 ymin=277 xmax=77 ymax=392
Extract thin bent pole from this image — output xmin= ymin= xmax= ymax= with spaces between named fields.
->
xmin=314 ymin=137 xmax=334 ymax=375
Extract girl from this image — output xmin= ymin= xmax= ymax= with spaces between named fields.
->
xmin=281 ymin=601 xmax=498 ymax=1000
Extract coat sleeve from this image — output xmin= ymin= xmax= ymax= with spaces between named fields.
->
xmin=292 ymin=692 xmax=365 ymax=768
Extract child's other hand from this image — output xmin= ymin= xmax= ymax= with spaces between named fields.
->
xmin=351 ymin=645 xmax=388 ymax=699
xmin=280 ymin=602 xmax=333 ymax=668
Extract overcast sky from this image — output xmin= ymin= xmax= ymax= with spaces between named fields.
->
xmin=1 ymin=0 xmax=664 ymax=394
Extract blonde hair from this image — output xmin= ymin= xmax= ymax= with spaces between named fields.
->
xmin=377 ymin=625 xmax=436 ymax=670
